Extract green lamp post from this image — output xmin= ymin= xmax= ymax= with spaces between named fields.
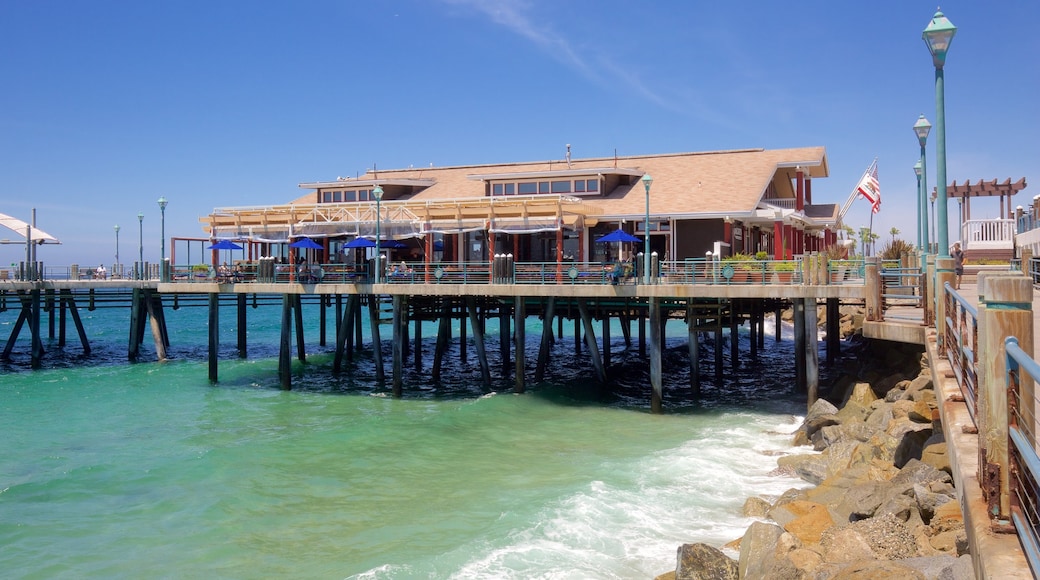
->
xmin=137 ymin=211 xmax=144 ymax=279
xmin=913 ymin=115 xmax=931 ymax=253
xmin=373 ymin=184 xmax=383 ymax=284
xmin=641 ymin=173 xmax=653 ymax=284
xmin=913 ymin=161 xmax=923 ymax=251
xmin=157 ymin=196 xmax=168 ymax=281
xmin=923 ymin=9 xmax=956 ymax=258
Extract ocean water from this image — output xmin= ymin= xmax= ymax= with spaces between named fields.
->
xmin=0 ymin=295 xmax=829 ymax=578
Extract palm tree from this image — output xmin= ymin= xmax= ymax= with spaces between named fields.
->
xmin=889 ymin=227 xmax=899 ymax=243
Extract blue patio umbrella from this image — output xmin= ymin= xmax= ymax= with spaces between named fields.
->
xmin=208 ymin=239 xmax=244 ymax=251
xmin=290 ymin=237 xmax=323 ymax=249
xmin=596 ymin=228 xmax=640 ymax=261
xmin=596 ymin=229 xmax=640 ymax=243
xmin=381 ymin=239 xmax=409 ymax=249
xmin=344 ymin=237 xmax=377 ymax=249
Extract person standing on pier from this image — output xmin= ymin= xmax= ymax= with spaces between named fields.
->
xmin=951 ymin=242 xmax=965 ymax=290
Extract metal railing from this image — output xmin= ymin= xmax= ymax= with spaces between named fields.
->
xmin=1004 ymin=337 xmax=1040 ymax=575
xmin=944 ymin=283 xmax=979 ymax=426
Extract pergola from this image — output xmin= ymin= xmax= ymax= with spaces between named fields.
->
xmin=944 ymin=177 xmax=1028 ymax=221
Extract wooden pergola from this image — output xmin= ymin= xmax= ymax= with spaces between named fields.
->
xmin=944 ymin=177 xmax=1028 ymax=221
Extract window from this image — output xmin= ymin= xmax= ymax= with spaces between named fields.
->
xmin=518 ymin=182 xmax=537 ymax=195
xmin=551 ymin=181 xmax=571 ymax=193
xmin=586 ymin=179 xmax=599 ymax=192
xmin=574 ymin=180 xmax=585 ymax=193
xmin=504 ymin=183 xmax=515 ymax=195
xmin=538 ymin=182 xmax=549 ymax=194
xmin=493 ymin=183 xmax=504 ymax=195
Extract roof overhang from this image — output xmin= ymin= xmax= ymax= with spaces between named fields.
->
xmin=298 ymin=178 xmax=437 ymax=190
xmin=467 ymin=167 xmax=645 ymax=181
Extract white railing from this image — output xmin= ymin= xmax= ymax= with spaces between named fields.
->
xmin=962 ymin=218 xmax=1015 ymax=251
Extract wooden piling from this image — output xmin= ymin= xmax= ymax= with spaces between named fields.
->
xmin=514 ymin=297 xmax=526 ymax=393
xmin=209 ymin=292 xmax=220 ymax=383
xmin=392 ymin=295 xmax=404 ymax=397
xmin=649 ymin=297 xmax=662 ymax=413
xmin=278 ymin=294 xmax=291 ymax=389
xmin=577 ymin=299 xmax=605 ymax=384
xmin=466 ymin=297 xmax=491 ymax=388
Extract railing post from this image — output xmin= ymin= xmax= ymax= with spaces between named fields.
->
xmin=1022 ymin=248 xmax=1034 ymax=282
xmin=865 ymin=257 xmax=880 ymax=321
xmin=925 ymin=254 xmax=936 ymax=326
xmin=980 ymin=274 xmax=1033 ymax=525
xmin=935 ymin=257 xmax=955 ymax=352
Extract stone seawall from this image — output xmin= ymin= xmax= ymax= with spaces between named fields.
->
xmin=657 ymin=335 xmax=976 ymax=580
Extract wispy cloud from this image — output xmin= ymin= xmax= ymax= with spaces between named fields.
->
xmin=441 ymin=0 xmax=714 ymax=119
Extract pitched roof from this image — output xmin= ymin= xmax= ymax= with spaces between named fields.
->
xmin=294 ymin=146 xmax=829 ymax=219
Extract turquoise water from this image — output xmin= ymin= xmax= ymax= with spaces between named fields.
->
xmin=0 ymin=298 xmax=821 ymax=578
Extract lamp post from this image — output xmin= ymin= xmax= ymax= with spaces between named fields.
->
xmin=641 ymin=173 xmax=653 ymax=284
xmin=923 ymin=9 xmax=956 ymax=258
xmin=913 ymin=114 xmax=932 ymax=253
xmin=914 ymin=161 xmax=923 ymax=253
xmin=373 ymin=184 xmax=383 ymax=284
xmin=930 ymin=189 xmax=937 ymax=252
xmin=114 ymin=225 xmax=120 ymax=277
xmin=137 ymin=212 xmax=144 ymax=279
xmin=157 ymin=196 xmax=168 ymax=281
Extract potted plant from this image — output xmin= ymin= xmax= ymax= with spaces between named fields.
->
xmin=721 ymin=253 xmax=753 ymax=283
xmin=770 ymin=260 xmax=796 ymax=284
xmin=192 ymin=264 xmax=211 ymax=280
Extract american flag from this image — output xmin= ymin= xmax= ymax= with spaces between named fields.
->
xmin=856 ymin=160 xmax=881 ymax=214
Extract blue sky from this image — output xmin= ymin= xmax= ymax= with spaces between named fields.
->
xmin=2 ymin=0 xmax=1037 ymax=267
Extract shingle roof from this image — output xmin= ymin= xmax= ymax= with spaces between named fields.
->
xmin=294 ymin=147 xmax=829 ymax=220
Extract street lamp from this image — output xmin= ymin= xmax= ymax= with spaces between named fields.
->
xmin=372 ymin=184 xmax=383 ymax=284
xmin=641 ymin=173 xmax=653 ymax=284
xmin=114 ymin=225 xmax=120 ymax=277
xmin=913 ymin=161 xmax=923 ymax=253
xmin=157 ymin=196 xmax=168 ymax=280
xmin=923 ymin=8 xmax=956 ymax=257
xmin=930 ymin=189 xmax=937 ymax=252
xmin=137 ymin=211 xmax=144 ymax=279
xmin=913 ymin=114 xmax=931 ymax=253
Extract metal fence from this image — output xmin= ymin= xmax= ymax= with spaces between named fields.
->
xmin=1004 ymin=337 xmax=1040 ymax=574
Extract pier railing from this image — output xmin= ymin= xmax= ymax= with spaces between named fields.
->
xmin=1004 ymin=337 xmax=1040 ymax=574
xmin=146 ymin=257 xmax=867 ymax=287
xmin=944 ymin=283 xmax=979 ymax=426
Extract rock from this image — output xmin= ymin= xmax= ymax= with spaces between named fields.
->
xmin=909 ymin=399 xmax=936 ymax=423
xmin=737 ymin=521 xmax=782 ymax=580
xmin=820 ymin=526 xmax=876 ymax=562
xmin=843 ymin=382 xmax=878 ymax=407
xmin=654 ymin=572 xmax=676 ymax=580
xmin=675 ymin=543 xmax=737 ymax=580
xmin=851 ymin=512 xmax=919 ymax=559
xmin=784 ymin=548 xmax=823 ymax=577
xmin=829 ymin=559 xmax=927 ymax=579
xmin=890 ymin=399 xmax=916 ymax=420
xmin=872 ymin=374 xmax=908 ymax=399
xmin=835 ymin=400 xmax=872 ymax=424
xmin=742 ymin=496 xmax=771 ymax=518
xmin=938 ymin=554 xmax=976 ymax=579
xmin=892 ymin=459 xmax=953 ymax=488
xmin=778 ymin=501 xmax=835 ymax=544
xmin=913 ymin=482 xmax=955 ymax=522
xmin=904 ymin=373 xmax=933 ymax=400
xmin=894 ymin=427 xmax=935 ymax=468
xmin=921 ymin=442 xmax=951 ymax=476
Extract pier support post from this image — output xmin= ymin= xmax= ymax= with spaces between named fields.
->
xmin=687 ymin=304 xmax=700 ymax=396
xmin=368 ymin=294 xmax=384 ymax=384
xmin=514 ymin=298 xmax=526 ymax=392
xmin=145 ymin=291 xmax=167 ymax=361
xmin=293 ymin=295 xmax=306 ymax=362
xmin=979 ymin=274 xmax=1033 ymax=523
xmin=729 ymin=300 xmax=739 ymax=369
xmin=30 ymin=288 xmax=42 ymax=368
xmin=749 ymin=300 xmax=758 ymax=358
xmin=392 ymin=295 xmax=404 ymax=397
xmin=536 ymin=297 xmax=556 ymax=382
xmin=805 ymin=298 xmax=819 ymax=408
xmin=794 ymin=298 xmax=806 ymax=392
xmin=865 ymin=257 xmax=881 ymax=322
xmin=433 ymin=298 xmax=451 ymax=381
xmin=237 ymin=294 xmax=247 ymax=358
xmin=278 ymin=294 xmax=291 ymax=389
xmin=601 ymin=311 xmax=611 ymax=368
xmin=826 ymin=298 xmax=839 ymax=365
xmin=209 ymin=292 xmax=220 ymax=383
xmin=577 ymin=299 xmax=605 ymax=384
xmin=466 ymin=297 xmax=491 ymax=388
xmin=649 ymin=297 xmax=662 ymax=413
xmin=63 ymin=290 xmax=91 ymax=355
xmin=500 ymin=302 xmax=511 ymax=376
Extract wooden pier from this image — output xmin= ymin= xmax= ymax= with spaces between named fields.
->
xmin=1 ymin=270 xmax=869 ymax=413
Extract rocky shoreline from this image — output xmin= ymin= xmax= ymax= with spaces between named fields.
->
xmin=656 ymin=313 xmax=975 ymax=579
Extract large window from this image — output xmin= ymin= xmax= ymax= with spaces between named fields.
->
xmin=489 ymin=178 xmax=601 ymax=197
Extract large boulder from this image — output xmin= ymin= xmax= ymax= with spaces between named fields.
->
xmin=828 ymin=559 xmax=927 ymax=579
xmin=737 ymin=521 xmax=782 ymax=580
xmin=675 ymin=543 xmax=737 ymax=580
